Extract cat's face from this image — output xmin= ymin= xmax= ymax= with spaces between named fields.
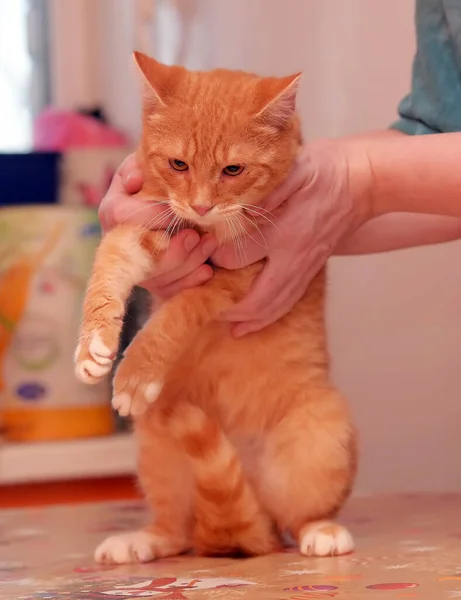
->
xmin=135 ymin=53 xmax=301 ymax=238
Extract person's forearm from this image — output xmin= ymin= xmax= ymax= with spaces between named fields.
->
xmin=335 ymin=213 xmax=461 ymax=255
xmin=354 ymin=132 xmax=461 ymax=218
xmin=343 ymin=128 xmax=404 ymax=142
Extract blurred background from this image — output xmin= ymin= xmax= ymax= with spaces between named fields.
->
xmin=1 ymin=0 xmax=459 ymax=506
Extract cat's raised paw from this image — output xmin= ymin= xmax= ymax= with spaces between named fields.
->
xmin=74 ymin=330 xmax=117 ymax=384
xmin=95 ymin=531 xmax=158 ymax=564
xmin=112 ymin=374 xmax=163 ymax=417
xmin=299 ymin=522 xmax=354 ymax=557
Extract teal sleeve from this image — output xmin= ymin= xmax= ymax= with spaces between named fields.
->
xmin=391 ymin=0 xmax=461 ymax=135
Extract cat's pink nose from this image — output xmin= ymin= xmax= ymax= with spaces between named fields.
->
xmin=191 ymin=204 xmax=212 ymax=216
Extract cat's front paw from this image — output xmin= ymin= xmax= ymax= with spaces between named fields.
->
xmin=112 ymin=354 xmax=163 ymax=417
xmin=75 ymin=304 xmax=124 ymax=384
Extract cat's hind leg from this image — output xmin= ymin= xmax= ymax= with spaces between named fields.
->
xmin=257 ymin=385 xmax=357 ymax=557
xmin=95 ymin=413 xmax=193 ymax=564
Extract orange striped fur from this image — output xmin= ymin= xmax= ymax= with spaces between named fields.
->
xmin=75 ymin=53 xmax=357 ymax=564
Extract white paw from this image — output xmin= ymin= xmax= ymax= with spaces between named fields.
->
xmin=112 ymin=392 xmax=135 ymax=417
xmin=95 ymin=531 xmax=157 ymax=564
xmin=89 ymin=332 xmax=114 ymax=365
xmin=112 ymin=381 xmax=163 ymax=417
xmin=75 ymin=359 xmax=112 ymax=383
xmin=74 ymin=332 xmax=115 ymax=384
xmin=300 ymin=522 xmax=354 ymax=557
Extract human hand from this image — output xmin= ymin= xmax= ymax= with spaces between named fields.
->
xmin=213 ymin=140 xmax=372 ymax=336
xmin=98 ymin=154 xmax=216 ymax=298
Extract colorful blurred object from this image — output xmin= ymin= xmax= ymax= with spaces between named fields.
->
xmin=33 ymin=107 xmax=128 ymax=151
xmin=0 ymin=206 xmax=114 ymax=441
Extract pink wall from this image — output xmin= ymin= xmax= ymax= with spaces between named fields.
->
xmin=96 ymin=0 xmax=461 ymax=493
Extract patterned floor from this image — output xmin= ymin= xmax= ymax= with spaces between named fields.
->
xmin=1 ymin=494 xmax=460 ymax=599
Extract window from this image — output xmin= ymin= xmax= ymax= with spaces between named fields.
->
xmin=0 ymin=0 xmax=49 ymax=151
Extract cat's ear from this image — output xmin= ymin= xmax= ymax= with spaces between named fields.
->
xmin=133 ymin=51 xmax=182 ymax=109
xmin=255 ymin=73 xmax=302 ymax=129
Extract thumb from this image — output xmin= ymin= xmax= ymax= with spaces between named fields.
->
xmin=263 ymin=146 xmax=314 ymax=212
xmin=118 ymin=154 xmax=143 ymax=194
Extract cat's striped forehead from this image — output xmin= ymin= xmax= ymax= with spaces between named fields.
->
xmin=135 ymin=52 xmax=301 ymax=135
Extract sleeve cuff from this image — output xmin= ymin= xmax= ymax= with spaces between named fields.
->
xmin=389 ymin=118 xmax=437 ymax=136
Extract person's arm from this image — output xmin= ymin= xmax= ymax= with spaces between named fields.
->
xmin=335 ymin=213 xmax=461 ymax=255
xmin=218 ymin=132 xmax=461 ymax=336
xmin=336 ymin=129 xmax=461 ymax=255
xmin=351 ymin=132 xmax=461 ymax=218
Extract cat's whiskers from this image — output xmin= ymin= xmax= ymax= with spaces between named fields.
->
xmin=126 ymin=200 xmax=173 ymax=240
xmin=118 ymin=201 xmax=169 ymax=227
xmin=223 ymin=214 xmax=239 ymax=262
xmin=138 ymin=209 xmax=174 ymax=246
xmin=238 ymin=212 xmax=268 ymax=251
xmin=139 ymin=210 xmax=172 ymax=238
xmin=158 ymin=211 xmax=189 ymax=256
xmin=225 ymin=211 xmax=263 ymax=261
xmin=156 ymin=214 xmax=181 ymax=257
xmin=227 ymin=214 xmax=248 ymax=266
xmin=239 ymin=203 xmax=282 ymax=234
xmin=244 ymin=210 xmax=282 ymax=234
xmin=222 ymin=215 xmax=230 ymax=247
xmin=169 ymin=214 xmax=187 ymax=244
xmin=232 ymin=214 xmax=250 ymax=262
xmin=238 ymin=202 xmax=279 ymax=218
xmin=170 ymin=215 xmax=183 ymax=239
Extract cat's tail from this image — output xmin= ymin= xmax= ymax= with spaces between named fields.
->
xmin=161 ymin=400 xmax=278 ymax=557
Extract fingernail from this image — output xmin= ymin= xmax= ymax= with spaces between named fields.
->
xmin=184 ymin=233 xmax=199 ymax=252
xmin=122 ymin=173 xmax=134 ymax=187
xmin=198 ymin=269 xmax=213 ymax=283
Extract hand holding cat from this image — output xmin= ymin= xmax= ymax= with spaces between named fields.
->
xmin=215 ymin=141 xmax=371 ymax=336
xmin=99 ymin=142 xmax=370 ymax=334
xmin=99 ymin=154 xmax=216 ymax=298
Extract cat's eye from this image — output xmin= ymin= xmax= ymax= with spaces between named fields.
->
xmin=223 ymin=164 xmax=244 ymax=176
xmin=169 ymin=159 xmax=189 ymax=171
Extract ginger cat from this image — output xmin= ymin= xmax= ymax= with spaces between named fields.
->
xmin=75 ymin=52 xmax=357 ymax=563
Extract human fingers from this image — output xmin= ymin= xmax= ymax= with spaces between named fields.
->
xmin=146 ymin=264 xmax=213 ymax=299
xmin=153 ymin=233 xmax=217 ymax=286
xmin=224 ymin=253 xmax=292 ymax=323
xmin=211 ymin=236 xmax=268 ymax=270
xmin=230 ymin=274 xmax=309 ymax=337
xmin=118 ymin=154 xmax=143 ymax=194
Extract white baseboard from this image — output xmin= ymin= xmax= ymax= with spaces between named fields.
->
xmin=0 ymin=433 xmax=137 ymax=484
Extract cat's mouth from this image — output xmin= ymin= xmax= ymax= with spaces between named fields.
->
xmin=170 ymin=201 xmax=231 ymax=230
xmin=169 ymin=201 xmax=267 ymax=245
